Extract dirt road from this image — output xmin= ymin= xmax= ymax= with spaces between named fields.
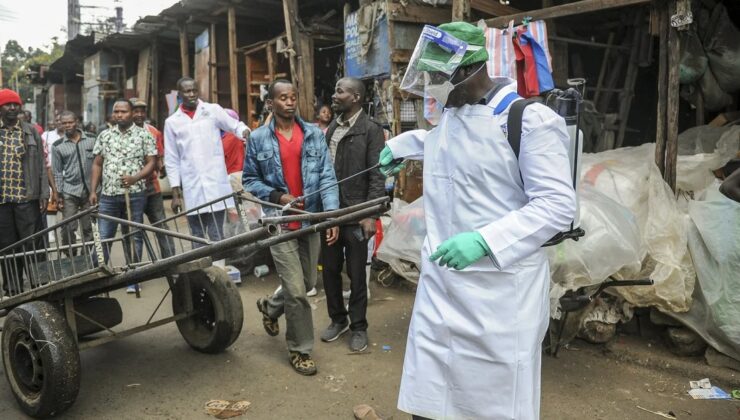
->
xmin=0 ymin=273 xmax=737 ymax=419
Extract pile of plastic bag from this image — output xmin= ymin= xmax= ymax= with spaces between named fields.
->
xmin=670 ymin=184 xmax=740 ymax=362
xmin=376 ymin=128 xmax=739 ymax=316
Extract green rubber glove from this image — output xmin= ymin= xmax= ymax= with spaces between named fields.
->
xmin=429 ymin=231 xmax=492 ymax=270
xmin=379 ymin=145 xmax=405 ymax=175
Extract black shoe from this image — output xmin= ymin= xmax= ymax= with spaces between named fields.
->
xmin=256 ymin=298 xmax=279 ymax=337
xmin=320 ymin=321 xmax=349 ymax=342
xmin=349 ymin=330 xmax=368 ymax=352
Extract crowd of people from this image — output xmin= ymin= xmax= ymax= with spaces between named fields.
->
xmin=0 ymin=20 xmax=639 ymax=419
xmin=0 ymin=72 xmax=384 ymax=376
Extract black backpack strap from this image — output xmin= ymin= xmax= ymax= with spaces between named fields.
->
xmin=505 ymin=99 xmax=586 ymax=247
xmin=506 ymin=98 xmax=538 ymax=160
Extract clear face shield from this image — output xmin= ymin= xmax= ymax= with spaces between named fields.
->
xmin=401 ymin=26 xmax=467 ymax=124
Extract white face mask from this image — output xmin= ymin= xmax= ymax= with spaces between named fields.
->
xmin=422 ymin=62 xmax=487 ymax=125
xmin=423 ymin=93 xmax=445 ymax=126
xmin=426 ymin=80 xmax=456 ymax=108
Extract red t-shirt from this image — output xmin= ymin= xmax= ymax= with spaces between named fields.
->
xmin=222 ymin=132 xmax=245 ymax=174
xmin=275 ymin=122 xmax=304 ymax=230
xmin=145 ymin=124 xmax=164 ymax=193
xmin=180 ymin=104 xmax=196 ymax=119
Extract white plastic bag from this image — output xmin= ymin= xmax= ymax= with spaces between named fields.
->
xmin=547 ymin=184 xmax=643 ymax=294
xmin=376 ymin=198 xmax=426 ymax=284
xmin=613 ymin=164 xmax=695 ymax=312
xmin=579 ymin=144 xmax=695 ymax=312
xmin=677 ymin=126 xmax=740 ymax=192
xmin=670 ymin=185 xmax=740 ymax=362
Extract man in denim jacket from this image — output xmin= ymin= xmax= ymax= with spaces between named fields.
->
xmin=243 ymin=79 xmax=339 ymax=375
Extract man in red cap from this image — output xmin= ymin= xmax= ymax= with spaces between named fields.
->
xmin=0 ymin=89 xmax=49 ymax=295
xmin=131 ymin=98 xmax=175 ymax=260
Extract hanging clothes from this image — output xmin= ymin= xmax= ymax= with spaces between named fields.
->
xmin=513 ymin=28 xmax=540 ymax=98
xmin=518 ymin=27 xmax=555 ymax=94
xmin=480 ymin=20 xmax=554 ymax=97
xmin=481 ymin=20 xmax=517 ymax=80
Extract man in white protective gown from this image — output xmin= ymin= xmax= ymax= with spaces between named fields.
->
xmin=379 ymin=22 xmax=576 ymax=420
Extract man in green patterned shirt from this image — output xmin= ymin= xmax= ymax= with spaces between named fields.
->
xmin=89 ymin=99 xmax=156 ymax=290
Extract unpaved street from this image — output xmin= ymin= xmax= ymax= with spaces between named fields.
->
xmin=0 ymin=273 xmax=738 ymax=419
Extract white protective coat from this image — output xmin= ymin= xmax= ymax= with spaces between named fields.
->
xmin=164 ymin=100 xmax=249 ymax=213
xmin=388 ymin=82 xmax=576 ymax=420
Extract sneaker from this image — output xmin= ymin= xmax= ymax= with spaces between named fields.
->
xmin=320 ymin=321 xmax=349 ymax=342
xmin=307 ymin=287 xmax=318 ymax=297
xmin=349 ymin=330 xmax=368 ymax=352
xmin=126 ymin=285 xmax=141 ymax=294
xmin=288 ymin=351 xmax=317 ymax=376
xmin=256 ymin=298 xmax=279 ymax=337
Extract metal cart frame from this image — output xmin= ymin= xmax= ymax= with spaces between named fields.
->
xmin=0 ymin=191 xmax=389 ymax=417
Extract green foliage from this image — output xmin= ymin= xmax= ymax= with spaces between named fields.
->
xmin=1 ymin=38 xmax=64 ymax=100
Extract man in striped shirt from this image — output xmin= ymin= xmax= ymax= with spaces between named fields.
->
xmin=52 ymin=111 xmax=96 ymax=255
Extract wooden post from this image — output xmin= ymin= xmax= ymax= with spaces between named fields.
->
xmin=543 ymin=0 xmax=568 ymax=89
xmin=593 ymin=32 xmax=615 ymax=105
xmin=486 ymin=0 xmax=650 ymax=27
xmin=282 ymin=0 xmax=313 ymax=119
xmin=298 ymin=34 xmax=314 ymax=119
xmin=654 ymin=0 xmax=667 ymax=175
xmin=452 ymin=0 xmax=471 ymax=21
xmin=209 ymin=23 xmax=218 ymax=103
xmin=387 ymin=1 xmax=401 ymax=136
xmin=266 ymin=42 xmax=276 ymax=82
xmin=62 ymin=73 xmax=68 ymax=109
xmin=179 ymin=22 xmax=190 ymax=77
xmin=695 ymin=90 xmax=704 ymax=126
xmin=228 ymin=6 xmax=239 ymax=114
xmin=615 ymin=10 xmax=643 ymax=149
xmin=244 ymin=54 xmax=252 ymax=126
xmin=150 ymin=37 xmax=159 ymax=125
xmin=664 ymin=0 xmax=680 ymax=192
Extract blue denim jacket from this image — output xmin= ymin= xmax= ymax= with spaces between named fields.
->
xmin=243 ymin=117 xmax=339 ymax=220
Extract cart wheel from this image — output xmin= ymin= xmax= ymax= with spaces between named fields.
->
xmin=2 ymin=301 xmax=80 ymax=418
xmin=172 ymin=266 xmax=244 ymax=354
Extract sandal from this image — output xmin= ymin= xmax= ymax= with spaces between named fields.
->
xmin=256 ymin=298 xmax=279 ymax=337
xmin=289 ymin=351 xmax=317 ymax=376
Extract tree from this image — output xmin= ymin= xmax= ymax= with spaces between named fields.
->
xmin=1 ymin=38 xmax=64 ymax=101
xmin=1 ymin=39 xmax=29 ymax=88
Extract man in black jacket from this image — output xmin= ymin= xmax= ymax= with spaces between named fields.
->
xmin=0 ymin=89 xmax=49 ymax=294
xmin=320 ymin=77 xmax=386 ymax=352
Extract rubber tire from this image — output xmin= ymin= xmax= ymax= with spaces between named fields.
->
xmin=2 ymin=301 xmax=80 ymax=418
xmin=171 ymin=266 xmax=244 ymax=354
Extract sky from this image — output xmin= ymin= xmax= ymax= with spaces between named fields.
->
xmin=0 ymin=0 xmax=178 ymax=52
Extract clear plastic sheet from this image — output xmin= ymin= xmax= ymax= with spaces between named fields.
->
xmin=576 ymin=144 xmax=694 ymax=312
xmin=670 ymin=184 xmax=740 ymax=362
xmin=376 ymin=198 xmax=426 ymax=284
xmin=547 ymin=184 xmax=643 ymax=315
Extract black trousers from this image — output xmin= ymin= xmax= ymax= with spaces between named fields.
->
xmin=321 ymin=225 xmax=369 ymax=331
xmin=0 ymin=201 xmax=44 ymax=293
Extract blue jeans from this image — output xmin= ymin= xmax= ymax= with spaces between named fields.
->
xmin=187 ymin=210 xmax=225 ymax=248
xmin=98 ymin=192 xmax=147 ymax=263
xmin=144 ymin=192 xmax=176 ymax=259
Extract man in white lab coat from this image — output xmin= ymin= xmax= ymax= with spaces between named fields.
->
xmin=380 ymin=22 xmax=577 ymax=419
xmin=164 ymin=77 xmax=250 ymax=245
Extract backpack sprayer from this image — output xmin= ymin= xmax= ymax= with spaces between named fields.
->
xmin=542 ymin=78 xmax=587 ymax=246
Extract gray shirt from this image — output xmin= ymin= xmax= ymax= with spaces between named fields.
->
xmin=52 ymin=130 xmax=96 ymax=198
